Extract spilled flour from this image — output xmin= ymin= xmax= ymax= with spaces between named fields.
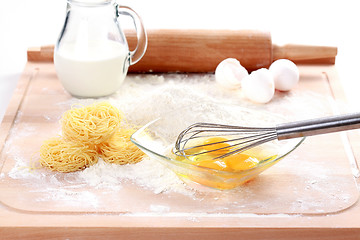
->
xmin=79 ymin=158 xmax=189 ymax=195
xmin=1 ymin=73 xmax=358 ymax=215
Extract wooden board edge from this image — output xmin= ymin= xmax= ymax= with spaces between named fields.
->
xmin=0 ymin=63 xmax=38 ymax=155
xmin=1 ymin=63 xmax=359 ymax=236
xmin=322 ymin=65 xmax=360 ymax=180
xmin=0 ymin=226 xmax=359 ymax=240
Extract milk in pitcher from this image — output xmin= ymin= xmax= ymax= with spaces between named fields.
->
xmin=54 ymin=40 xmax=129 ymax=98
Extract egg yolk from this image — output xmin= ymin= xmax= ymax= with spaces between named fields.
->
xmin=224 ymin=154 xmax=258 ymax=170
xmin=183 ymin=137 xmax=260 ymax=172
xmin=196 ymin=159 xmax=228 ymax=171
xmin=173 ymin=137 xmax=276 ymax=189
xmin=196 ymin=153 xmax=258 ymax=171
xmin=184 ymin=137 xmax=231 ymax=158
xmin=184 ymin=136 xmax=231 ymax=157
xmin=202 ymin=136 xmax=231 ymax=155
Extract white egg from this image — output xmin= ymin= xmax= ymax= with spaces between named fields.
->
xmin=269 ymin=59 xmax=299 ymax=91
xmin=241 ymin=68 xmax=275 ymax=104
xmin=215 ymin=58 xmax=248 ymax=89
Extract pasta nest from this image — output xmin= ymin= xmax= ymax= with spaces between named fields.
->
xmin=99 ymin=127 xmax=145 ymax=165
xmin=61 ymin=102 xmax=123 ymax=145
xmin=39 ymin=136 xmax=98 ymax=173
xmin=40 ymin=102 xmax=145 ymax=173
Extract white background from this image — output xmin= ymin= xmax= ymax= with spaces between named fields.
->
xmin=1 ymin=0 xmax=360 ymax=123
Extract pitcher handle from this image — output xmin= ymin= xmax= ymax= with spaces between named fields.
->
xmin=117 ymin=5 xmax=147 ymax=65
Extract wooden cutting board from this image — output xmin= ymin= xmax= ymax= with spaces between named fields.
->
xmin=0 ymin=61 xmax=360 ymax=239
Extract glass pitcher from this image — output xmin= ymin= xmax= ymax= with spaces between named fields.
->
xmin=54 ymin=0 xmax=147 ymax=98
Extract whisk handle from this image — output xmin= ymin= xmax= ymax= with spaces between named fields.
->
xmin=276 ymin=112 xmax=360 ymax=140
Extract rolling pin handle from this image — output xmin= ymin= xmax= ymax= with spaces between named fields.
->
xmin=272 ymin=44 xmax=338 ymax=61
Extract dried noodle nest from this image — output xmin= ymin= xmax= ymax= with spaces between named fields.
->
xmin=39 ymin=136 xmax=98 ymax=173
xmin=61 ymin=102 xmax=123 ymax=145
xmin=39 ymin=102 xmax=145 ymax=173
xmin=99 ymin=127 xmax=144 ymax=165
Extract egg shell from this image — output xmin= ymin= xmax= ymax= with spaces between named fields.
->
xmin=215 ymin=58 xmax=248 ymax=89
xmin=269 ymin=59 xmax=299 ymax=91
xmin=241 ymin=68 xmax=275 ymax=104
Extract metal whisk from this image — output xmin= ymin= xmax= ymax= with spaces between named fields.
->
xmin=174 ymin=112 xmax=360 ymax=159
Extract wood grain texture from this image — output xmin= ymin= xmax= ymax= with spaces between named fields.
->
xmin=1 ymin=227 xmax=359 ymax=240
xmin=127 ymin=29 xmax=273 ymax=72
xmin=0 ymin=63 xmax=359 ymax=239
xmin=27 ymin=29 xmax=337 ymax=72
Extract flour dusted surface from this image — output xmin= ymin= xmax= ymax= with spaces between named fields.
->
xmin=79 ymin=158 xmax=191 ymax=195
xmin=1 ymin=73 xmax=357 ymax=215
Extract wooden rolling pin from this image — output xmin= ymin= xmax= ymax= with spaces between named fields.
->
xmin=27 ymin=29 xmax=337 ymax=72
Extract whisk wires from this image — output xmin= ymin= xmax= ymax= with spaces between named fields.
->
xmin=174 ymin=122 xmax=278 ymax=159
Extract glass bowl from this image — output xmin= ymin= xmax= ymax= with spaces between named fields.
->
xmin=131 ymin=102 xmax=305 ymax=190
